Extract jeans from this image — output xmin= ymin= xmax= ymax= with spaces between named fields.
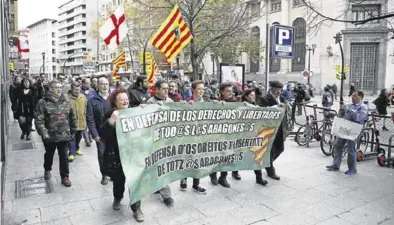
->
xmin=182 ymin=178 xmax=200 ymax=186
xmin=43 ymin=141 xmax=70 ymax=178
xmin=68 ymin=130 xmax=83 ymax=156
xmin=82 ymin=129 xmax=92 ymax=143
xmin=96 ymin=141 xmax=105 ymax=176
xmin=332 ymin=137 xmax=357 ymax=171
xmin=18 ymin=115 xmax=33 ymax=135
xmin=111 ymin=170 xmax=141 ymax=211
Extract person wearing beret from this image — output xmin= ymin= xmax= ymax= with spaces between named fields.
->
xmin=256 ymin=80 xmax=287 ymax=181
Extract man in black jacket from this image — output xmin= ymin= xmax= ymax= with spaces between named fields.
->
xmin=257 ymin=81 xmax=285 ymax=180
xmin=127 ymin=76 xmax=150 ymax=107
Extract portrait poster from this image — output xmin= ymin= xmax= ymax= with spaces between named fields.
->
xmin=219 ymin=64 xmax=245 ymax=91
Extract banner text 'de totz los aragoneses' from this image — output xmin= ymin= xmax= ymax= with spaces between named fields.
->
xmin=116 ymin=102 xmax=285 ymax=204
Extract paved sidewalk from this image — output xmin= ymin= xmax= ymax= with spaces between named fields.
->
xmin=3 ymin=121 xmax=394 ymax=225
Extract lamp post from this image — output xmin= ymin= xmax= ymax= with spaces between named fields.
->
xmin=305 ymin=44 xmax=316 ymax=84
xmin=42 ymin=52 xmax=46 ymax=75
xmin=334 ymin=32 xmax=345 ymax=104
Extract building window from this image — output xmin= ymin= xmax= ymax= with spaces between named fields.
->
xmin=250 ymin=0 xmax=261 ymax=17
xmin=52 ymin=41 xmax=56 ymax=46
xmin=270 ymin=22 xmax=281 ymax=72
xmin=292 ymin=18 xmax=306 ymax=72
xmin=52 ymin=32 xmax=55 ymax=38
xmin=250 ymin=26 xmax=260 ymax=73
xmin=352 ymin=4 xmax=381 ymax=23
xmin=293 ymin=0 xmax=304 ymax=7
xmin=271 ymin=1 xmax=281 ymax=12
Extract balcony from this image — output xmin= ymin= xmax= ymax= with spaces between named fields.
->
xmin=58 ymin=15 xmax=86 ymax=30
xmin=59 ymin=0 xmax=86 ymax=15
xmin=59 ymin=33 xmax=87 ymax=45
xmin=59 ymin=43 xmax=87 ymax=52
xmin=58 ymin=25 xmax=86 ymax=38
xmin=58 ymin=6 xmax=86 ymax=23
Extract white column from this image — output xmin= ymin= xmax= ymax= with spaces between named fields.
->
xmin=278 ymin=0 xmax=290 ymax=74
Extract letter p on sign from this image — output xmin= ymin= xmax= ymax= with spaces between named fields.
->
xmin=278 ymin=29 xmax=290 ymax=45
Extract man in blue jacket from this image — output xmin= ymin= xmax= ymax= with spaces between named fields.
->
xmin=87 ymin=77 xmax=111 ymax=185
xmin=326 ymin=90 xmax=367 ymax=175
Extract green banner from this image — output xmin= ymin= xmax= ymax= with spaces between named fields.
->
xmin=116 ymin=102 xmax=285 ymax=204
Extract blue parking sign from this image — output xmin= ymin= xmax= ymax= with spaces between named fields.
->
xmin=272 ymin=25 xmax=294 ymax=58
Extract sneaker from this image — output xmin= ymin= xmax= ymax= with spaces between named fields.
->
xmin=192 ymin=185 xmax=206 ymax=194
xmin=20 ymin=133 xmax=24 ymax=140
xmin=180 ymin=179 xmax=187 ymax=191
xmin=326 ymin=164 xmax=340 ymax=171
xmin=26 ymin=134 xmax=31 ymax=140
xmin=76 ymin=150 xmax=83 ymax=156
xmin=86 ymin=142 xmax=91 ymax=147
xmin=112 ymin=199 xmax=121 ymax=210
xmin=382 ymin=126 xmax=389 ymax=131
xmin=133 ymin=207 xmax=145 ymax=222
xmin=344 ymin=169 xmax=357 ymax=175
xmin=61 ymin=177 xmax=72 ymax=187
xmin=68 ymin=155 xmax=75 ymax=162
xmin=163 ymin=197 xmax=174 ymax=207
xmin=44 ymin=171 xmax=51 ymax=180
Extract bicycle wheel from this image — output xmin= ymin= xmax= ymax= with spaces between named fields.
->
xmin=295 ymin=124 xmax=313 ymax=146
xmin=320 ymin=130 xmax=333 ymax=156
xmin=332 ymin=142 xmax=347 ymax=158
xmin=357 ymin=131 xmax=369 ymax=153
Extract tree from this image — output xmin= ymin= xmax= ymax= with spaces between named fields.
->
xmin=132 ymin=0 xmax=263 ymax=79
xmin=301 ymin=0 xmax=394 ymax=37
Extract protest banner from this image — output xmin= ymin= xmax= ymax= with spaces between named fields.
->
xmin=116 ymin=102 xmax=285 ymax=204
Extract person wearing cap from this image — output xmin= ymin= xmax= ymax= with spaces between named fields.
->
xmin=256 ymin=80 xmax=287 ymax=181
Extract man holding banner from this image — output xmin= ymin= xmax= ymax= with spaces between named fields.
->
xmin=326 ymin=91 xmax=367 ymax=175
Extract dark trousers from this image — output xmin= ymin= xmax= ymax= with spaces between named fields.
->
xmin=265 ymin=145 xmax=284 ymax=176
xmin=43 ymin=141 xmax=70 ymax=179
xmin=96 ymin=142 xmax=106 ymax=176
xmin=210 ymin=171 xmax=228 ymax=179
xmin=82 ymin=129 xmax=92 ymax=143
xmin=111 ymin=170 xmax=141 ymax=211
xmin=18 ymin=115 xmax=33 ymax=135
xmin=183 ymin=178 xmax=200 ymax=186
xmin=68 ymin=130 xmax=83 ymax=156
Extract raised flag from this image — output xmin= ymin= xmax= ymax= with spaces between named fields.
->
xmin=147 ymin=56 xmax=158 ymax=88
xmin=112 ymin=51 xmax=125 ymax=82
xmin=150 ymin=4 xmax=192 ymax=63
xmin=17 ymin=36 xmax=29 ymax=59
xmin=100 ymin=5 xmax=128 ymax=50
xmin=112 ymin=50 xmax=126 ymax=68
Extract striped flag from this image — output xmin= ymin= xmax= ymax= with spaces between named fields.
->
xmin=112 ymin=51 xmax=126 ymax=81
xmin=147 ymin=56 xmax=158 ymax=88
xmin=249 ymin=127 xmax=276 ymax=165
xmin=150 ymin=4 xmax=192 ymax=63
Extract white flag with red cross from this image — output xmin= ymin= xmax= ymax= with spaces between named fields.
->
xmin=17 ymin=36 xmax=30 ymax=59
xmin=99 ymin=5 xmax=128 ymax=50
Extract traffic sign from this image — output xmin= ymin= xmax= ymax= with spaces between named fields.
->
xmin=272 ymin=25 xmax=294 ymax=58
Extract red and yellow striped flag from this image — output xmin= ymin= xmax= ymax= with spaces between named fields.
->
xmin=112 ymin=50 xmax=126 ymax=81
xmin=249 ymin=127 xmax=276 ymax=165
xmin=147 ymin=56 xmax=158 ymax=88
xmin=150 ymin=4 xmax=192 ymax=63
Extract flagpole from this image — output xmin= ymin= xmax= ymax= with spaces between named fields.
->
xmin=126 ymin=34 xmax=134 ymax=71
xmin=142 ymin=28 xmax=159 ymax=76
xmin=96 ymin=0 xmax=100 ymax=72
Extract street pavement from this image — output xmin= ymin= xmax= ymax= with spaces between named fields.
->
xmin=3 ymin=97 xmax=394 ymax=225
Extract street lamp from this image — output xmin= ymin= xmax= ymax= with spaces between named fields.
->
xmin=305 ymin=44 xmax=317 ymax=84
xmin=42 ymin=52 xmax=46 ymax=75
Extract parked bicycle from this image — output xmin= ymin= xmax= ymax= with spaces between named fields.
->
xmin=295 ymin=104 xmax=336 ymax=147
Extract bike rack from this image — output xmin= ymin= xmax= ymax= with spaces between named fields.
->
xmin=378 ymin=134 xmax=394 ymax=168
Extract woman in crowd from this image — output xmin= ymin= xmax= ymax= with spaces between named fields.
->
xmin=100 ymin=88 xmax=144 ymax=222
xmin=15 ymin=77 xmax=37 ymax=140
